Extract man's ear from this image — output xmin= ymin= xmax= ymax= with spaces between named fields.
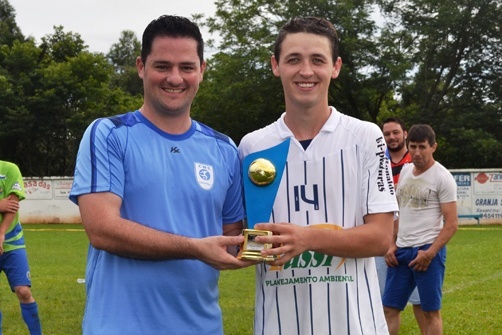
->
xmin=271 ymin=55 xmax=280 ymax=77
xmin=136 ymin=56 xmax=145 ymax=79
xmin=331 ymin=57 xmax=342 ymax=79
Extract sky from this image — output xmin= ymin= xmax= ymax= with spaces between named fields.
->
xmin=8 ymin=0 xmax=217 ymax=54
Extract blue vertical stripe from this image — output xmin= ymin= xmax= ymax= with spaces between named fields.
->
xmin=323 ymin=157 xmax=328 ymax=222
xmin=274 ymin=269 xmax=282 ymax=335
xmin=366 ymin=170 xmax=371 ymax=214
xmin=365 ymin=264 xmax=378 ymax=334
xmin=321 ymin=157 xmax=332 ymax=332
xmin=327 ymin=267 xmax=332 ymax=334
xmin=286 ymin=163 xmax=291 ymax=223
xmin=340 ymin=150 xmax=345 ymax=228
xmin=276 ymin=284 xmax=282 ymax=334
xmin=89 ymin=120 xmax=100 ymax=193
xmin=303 ymin=161 xmax=308 ymax=184
xmin=345 ymin=262 xmax=350 ymax=334
xmin=356 ymin=260 xmax=364 ymax=334
xmin=309 ymin=269 xmax=314 ymax=335
xmin=304 ymin=160 xmax=310 ymax=226
xmin=293 ymin=270 xmax=300 ymax=335
xmin=260 ymin=263 xmax=267 ymax=335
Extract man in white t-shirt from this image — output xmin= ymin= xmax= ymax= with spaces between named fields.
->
xmin=382 ymin=124 xmax=458 ymax=335
xmin=239 ymin=17 xmax=398 ymax=335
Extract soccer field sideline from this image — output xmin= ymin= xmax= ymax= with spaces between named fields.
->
xmin=442 ymin=270 xmax=502 ymax=294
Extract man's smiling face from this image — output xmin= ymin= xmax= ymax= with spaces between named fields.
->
xmin=137 ymin=36 xmax=205 ymax=118
xmin=271 ymin=32 xmax=341 ymax=110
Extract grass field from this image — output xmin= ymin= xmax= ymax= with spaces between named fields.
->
xmin=0 ymin=224 xmax=500 ymax=334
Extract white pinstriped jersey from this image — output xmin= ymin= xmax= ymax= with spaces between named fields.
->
xmin=239 ymin=108 xmax=398 ymax=335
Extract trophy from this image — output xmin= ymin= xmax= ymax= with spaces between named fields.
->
xmin=238 ymin=139 xmax=290 ymax=261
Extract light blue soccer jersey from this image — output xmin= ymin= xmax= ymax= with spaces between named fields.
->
xmin=70 ymin=111 xmax=245 ymax=335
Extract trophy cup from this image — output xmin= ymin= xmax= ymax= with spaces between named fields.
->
xmin=238 ymin=139 xmax=290 ymax=262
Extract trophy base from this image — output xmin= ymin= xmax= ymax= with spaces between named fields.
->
xmin=237 ymin=229 xmax=276 ymax=262
xmin=238 ymin=250 xmax=276 ymax=262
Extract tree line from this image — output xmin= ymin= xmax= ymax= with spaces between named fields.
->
xmin=1 ymin=0 xmax=500 ymax=177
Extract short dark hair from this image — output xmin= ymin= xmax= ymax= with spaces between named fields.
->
xmin=381 ymin=117 xmax=407 ymax=132
xmin=274 ymin=17 xmax=339 ymax=63
xmin=407 ymin=124 xmax=436 ymax=146
xmin=141 ymin=15 xmax=204 ymax=65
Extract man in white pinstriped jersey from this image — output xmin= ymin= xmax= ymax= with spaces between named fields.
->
xmin=239 ymin=16 xmax=398 ymax=335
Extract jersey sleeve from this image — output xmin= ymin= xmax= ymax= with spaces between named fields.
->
xmin=5 ymin=163 xmax=25 ymax=201
xmin=361 ymin=122 xmax=398 ymax=215
xmin=221 ymin=140 xmax=246 ymax=224
xmin=438 ymin=168 xmax=457 ymax=203
xmin=69 ymin=118 xmax=126 ymax=204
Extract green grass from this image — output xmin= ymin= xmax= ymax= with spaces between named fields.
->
xmin=388 ymin=226 xmax=502 ymax=335
xmin=0 ymin=224 xmax=88 ymax=334
xmin=0 ymin=224 xmax=500 ymax=334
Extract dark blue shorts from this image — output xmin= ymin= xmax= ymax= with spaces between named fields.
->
xmin=0 ymin=248 xmax=32 ymax=291
xmin=382 ymin=244 xmax=446 ymax=312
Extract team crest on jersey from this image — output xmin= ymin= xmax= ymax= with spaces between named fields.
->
xmin=195 ymin=163 xmax=214 ymax=190
xmin=12 ymin=182 xmax=22 ymax=191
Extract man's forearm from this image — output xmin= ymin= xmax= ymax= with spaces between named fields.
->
xmin=427 ymin=223 xmax=458 ymax=256
xmin=0 ymin=212 xmax=16 ymax=235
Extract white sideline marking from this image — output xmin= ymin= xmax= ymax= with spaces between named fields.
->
xmin=443 ymin=272 xmax=502 ymax=294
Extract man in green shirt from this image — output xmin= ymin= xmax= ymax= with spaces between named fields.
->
xmin=0 ymin=160 xmax=42 ymax=335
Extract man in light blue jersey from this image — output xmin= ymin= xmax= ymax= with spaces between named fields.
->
xmin=70 ymin=15 xmax=252 ymax=335
xmin=0 ymin=160 xmax=42 ymax=335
